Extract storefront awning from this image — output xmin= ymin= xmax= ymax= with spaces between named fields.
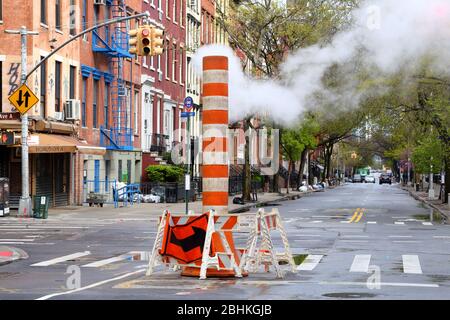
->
xmin=27 ymin=134 xmax=106 ymax=155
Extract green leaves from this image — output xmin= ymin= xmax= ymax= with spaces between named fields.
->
xmin=145 ymin=165 xmax=185 ymax=183
xmin=412 ymin=133 xmax=444 ymax=174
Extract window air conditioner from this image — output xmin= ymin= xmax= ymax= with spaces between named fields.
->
xmin=64 ymin=100 xmax=81 ymax=120
xmin=94 ymin=0 xmax=106 ymax=5
xmin=53 ymin=111 xmax=64 ymax=121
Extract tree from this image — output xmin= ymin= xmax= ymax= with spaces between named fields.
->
xmin=280 ymin=128 xmax=305 ymax=193
xmin=217 ymin=0 xmax=358 ymax=193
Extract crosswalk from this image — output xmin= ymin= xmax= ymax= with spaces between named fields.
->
xmin=28 ymin=250 xmax=429 ymax=277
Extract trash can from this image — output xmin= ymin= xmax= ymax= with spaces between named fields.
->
xmin=0 ymin=178 xmax=10 ymax=217
xmin=415 ymin=183 xmax=420 ymax=192
xmin=33 ymin=195 xmax=49 ymax=219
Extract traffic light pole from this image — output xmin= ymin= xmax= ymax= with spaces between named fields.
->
xmin=5 ymin=26 xmax=39 ymax=216
xmin=26 ymin=12 xmax=150 ymax=80
xmin=185 ymin=116 xmax=191 ymax=215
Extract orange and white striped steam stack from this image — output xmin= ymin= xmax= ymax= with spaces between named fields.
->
xmin=201 ymin=56 xmax=229 ymax=215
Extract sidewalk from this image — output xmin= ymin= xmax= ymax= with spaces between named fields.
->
xmin=7 ymin=189 xmax=319 ymax=221
xmin=402 ymin=186 xmax=450 ymax=223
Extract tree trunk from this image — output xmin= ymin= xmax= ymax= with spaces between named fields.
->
xmin=242 ymin=118 xmax=252 ymax=201
xmin=297 ymin=148 xmax=308 ymax=189
xmin=445 ymin=156 xmax=450 ymax=204
xmin=286 ymin=161 xmax=291 ymax=194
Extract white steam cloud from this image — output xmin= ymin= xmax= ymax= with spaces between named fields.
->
xmin=193 ymin=0 xmax=450 ymax=125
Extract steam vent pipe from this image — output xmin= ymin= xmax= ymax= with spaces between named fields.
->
xmin=201 ymin=56 xmax=229 ymax=215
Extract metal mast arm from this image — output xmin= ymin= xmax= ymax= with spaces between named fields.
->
xmin=25 ymin=11 xmax=149 ymax=80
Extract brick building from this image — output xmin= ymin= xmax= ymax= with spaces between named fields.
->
xmin=140 ymin=0 xmax=185 ymax=181
xmin=0 ymin=0 xmax=102 ymax=208
xmin=77 ymin=0 xmax=143 ymax=204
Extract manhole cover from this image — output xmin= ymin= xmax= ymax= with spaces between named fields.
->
xmin=323 ymin=292 xmax=377 ymax=299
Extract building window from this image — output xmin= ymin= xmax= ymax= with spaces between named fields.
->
xmin=180 ymin=0 xmax=183 ymax=26
xmin=166 ymin=0 xmax=170 ymax=18
xmin=55 ymin=61 xmax=61 ymax=112
xmin=172 ymin=43 xmax=176 ymax=81
xmin=150 ymin=56 xmax=154 ymax=69
xmin=40 ymin=56 xmax=46 ymax=118
xmin=173 ymin=0 xmax=177 ymax=23
xmin=40 ymin=0 xmax=47 ymax=24
xmin=118 ymin=160 xmax=123 ymax=182
xmin=55 ymin=0 xmax=61 ymax=30
xmin=82 ymin=77 xmax=87 ymax=127
xmin=69 ymin=0 xmax=76 ymax=35
xmin=134 ymin=90 xmax=139 ymax=135
xmin=104 ymin=83 xmax=109 ymax=129
xmin=82 ymin=0 xmax=87 ymax=40
xmin=0 ymin=0 xmax=3 ymax=22
xmin=165 ymin=42 xmax=169 ymax=79
xmin=179 ymin=50 xmax=183 ymax=85
xmin=142 ymin=56 xmax=147 ymax=68
xmin=69 ymin=65 xmax=76 ymax=99
xmin=93 ymin=80 xmax=98 ymax=128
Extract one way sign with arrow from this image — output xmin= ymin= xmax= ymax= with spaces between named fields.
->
xmin=8 ymin=84 xmax=39 ymax=115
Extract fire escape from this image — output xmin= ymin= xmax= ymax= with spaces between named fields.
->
xmin=93 ymin=0 xmax=133 ymax=151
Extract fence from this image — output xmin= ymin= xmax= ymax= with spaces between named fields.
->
xmin=83 ymin=180 xmax=142 ymax=208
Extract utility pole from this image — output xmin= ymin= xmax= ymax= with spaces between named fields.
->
xmin=4 ymin=26 xmax=39 ymax=217
xmin=429 ymin=156 xmax=435 ymax=200
xmin=185 ymin=115 xmax=191 ymax=215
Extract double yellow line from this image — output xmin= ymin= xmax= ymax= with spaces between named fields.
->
xmin=349 ymin=208 xmax=365 ymax=223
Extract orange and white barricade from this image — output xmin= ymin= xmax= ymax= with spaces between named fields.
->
xmin=147 ymin=208 xmax=296 ymax=279
xmin=146 ymin=209 xmax=258 ymax=279
xmin=242 ymin=208 xmax=296 ymax=278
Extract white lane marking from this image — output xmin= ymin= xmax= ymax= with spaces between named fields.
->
xmin=319 ymin=281 xmax=438 ymax=288
xmin=366 ymin=221 xmax=377 ymax=224
xmin=312 ymin=216 xmax=345 ymax=218
xmin=296 ymin=255 xmax=323 ymax=271
xmin=0 ymin=239 xmax=35 ymax=241
xmin=342 ymin=235 xmax=369 ymax=238
xmin=310 ymin=221 xmax=323 ymax=224
xmin=296 ymin=234 xmax=322 ymax=237
xmin=293 ymin=239 xmax=322 ymax=242
xmin=402 ymin=255 xmax=422 ymax=274
xmin=82 ymin=254 xmax=131 ymax=268
xmin=36 ymin=268 xmax=146 ymax=300
xmin=394 ymin=222 xmax=405 ymax=225
xmin=0 ymin=225 xmax=90 ymax=229
xmin=433 ymin=236 xmax=450 ymax=239
xmin=340 ymin=240 xmax=369 ymax=243
xmin=422 ymin=222 xmax=433 ymax=226
xmin=31 ymin=251 xmax=91 ymax=267
xmin=393 ymin=241 xmax=422 ymax=243
xmin=0 ymin=242 xmax=55 ymax=245
xmin=349 ymin=255 xmax=371 ymax=273
xmin=389 ymin=235 xmax=412 ymax=238
xmin=340 ymin=221 xmax=351 ymax=224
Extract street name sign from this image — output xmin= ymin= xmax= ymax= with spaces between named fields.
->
xmin=8 ymin=84 xmax=39 ymax=115
xmin=181 ymin=112 xmax=195 ymax=118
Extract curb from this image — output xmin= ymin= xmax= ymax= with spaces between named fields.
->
xmin=228 ymin=190 xmax=319 ymax=214
xmin=403 ymin=187 xmax=449 ymax=223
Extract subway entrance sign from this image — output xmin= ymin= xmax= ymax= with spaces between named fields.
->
xmin=8 ymin=84 xmax=39 ymax=115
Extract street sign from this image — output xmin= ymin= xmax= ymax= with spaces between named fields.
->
xmin=8 ymin=84 xmax=39 ymax=115
xmin=181 ymin=112 xmax=195 ymax=118
xmin=0 ymin=112 xmax=20 ymax=120
xmin=184 ymin=96 xmax=193 ymax=112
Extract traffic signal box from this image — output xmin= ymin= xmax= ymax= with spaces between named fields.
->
xmin=128 ymin=25 xmax=164 ymax=56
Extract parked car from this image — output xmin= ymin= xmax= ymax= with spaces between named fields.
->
xmin=379 ymin=174 xmax=392 ymax=185
xmin=365 ymin=175 xmax=376 ymax=183
xmin=353 ymin=174 xmax=362 ymax=183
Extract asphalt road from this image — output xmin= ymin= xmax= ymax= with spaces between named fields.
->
xmin=0 ymin=182 xmax=449 ymax=300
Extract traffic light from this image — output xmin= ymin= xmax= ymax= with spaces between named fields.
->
xmin=151 ymin=27 xmax=164 ymax=55
xmin=128 ymin=25 xmax=164 ymax=56
xmin=140 ymin=26 xmax=152 ymax=55
xmin=128 ymin=28 xmax=139 ymax=55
